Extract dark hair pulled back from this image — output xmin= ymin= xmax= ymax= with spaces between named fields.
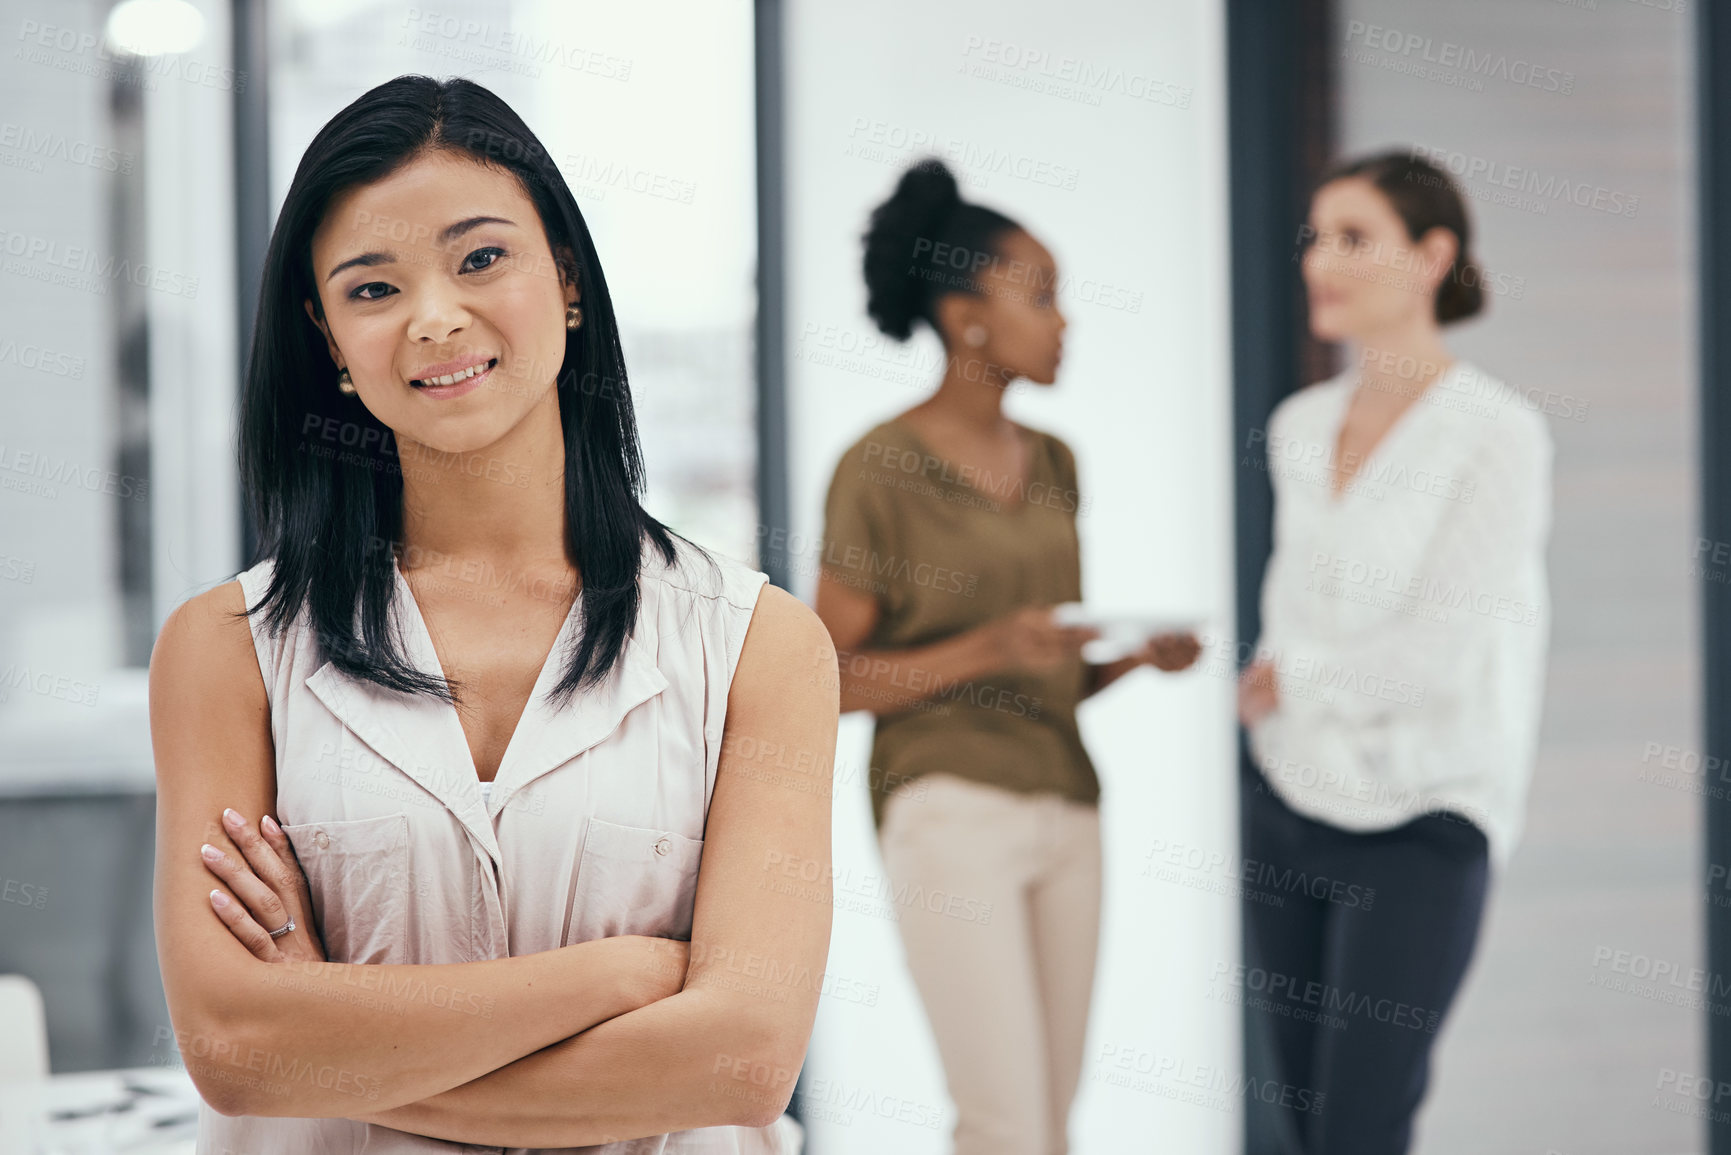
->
xmin=1319 ymin=150 xmax=1485 ymax=324
xmin=861 ymin=157 xmax=1022 ymax=341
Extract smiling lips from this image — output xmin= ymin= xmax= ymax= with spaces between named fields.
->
xmin=410 ymin=356 xmax=497 ymax=387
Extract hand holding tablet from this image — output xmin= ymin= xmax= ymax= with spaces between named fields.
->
xmin=1051 ymin=603 xmax=1206 ymax=666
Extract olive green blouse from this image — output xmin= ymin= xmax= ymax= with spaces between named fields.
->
xmin=820 ymin=416 xmax=1099 ymax=829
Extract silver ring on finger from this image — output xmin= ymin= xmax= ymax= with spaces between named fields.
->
xmin=267 ymin=917 xmax=295 ymax=939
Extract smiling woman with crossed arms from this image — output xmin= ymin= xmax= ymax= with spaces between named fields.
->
xmin=148 ymin=74 xmax=837 ymax=1153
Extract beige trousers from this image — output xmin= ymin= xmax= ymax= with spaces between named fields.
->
xmin=879 ymin=772 xmax=1104 ymax=1155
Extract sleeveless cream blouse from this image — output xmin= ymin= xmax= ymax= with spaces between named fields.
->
xmin=194 ymin=535 xmax=802 ymax=1154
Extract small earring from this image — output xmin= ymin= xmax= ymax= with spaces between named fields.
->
xmin=566 ymin=304 xmax=583 ymax=330
xmin=963 ymin=324 xmax=988 ymax=348
xmin=337 ymin=367 xmax=357 ymax=395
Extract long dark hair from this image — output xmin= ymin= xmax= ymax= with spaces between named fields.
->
xmin=238 ymin=74 xmax=704 ymax=707
xmin=861 ymin=157 xmax=1023 ymax=341
xmin=1318 ymin=150 xmax=1484 ymax=324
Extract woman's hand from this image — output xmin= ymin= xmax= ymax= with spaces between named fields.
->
xmin=1237 ymin=658 xmax=1280 ymax=727
xmin=201 ymin=808 xmax=327 ymax=964
xmin=1136 ymin=632 xmax=1202 ymax=673
xmin=987 ymin=605 xmax=1100 ymax=673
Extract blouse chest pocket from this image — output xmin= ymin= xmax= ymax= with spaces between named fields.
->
xmin=562 ymin=818 xmax=704 ymax=946
xmin=279 ymin=812 xmax=414 ymax=965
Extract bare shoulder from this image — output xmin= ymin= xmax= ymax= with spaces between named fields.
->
xmin=736 ymin=584 xmax=838 ymax=686
xmin=149 ymin=580 xmax=268 ymax=738
xmin=727 ymin=584 xmax=839 ymax=733
xmin=152 ymin=580 xmax=253 ymax=673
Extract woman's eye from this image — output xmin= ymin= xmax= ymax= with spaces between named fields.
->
xmin=463 ymin=246 xmax=507 ymax=273
xmin=351 ymin=282 xmax=394 ymax=301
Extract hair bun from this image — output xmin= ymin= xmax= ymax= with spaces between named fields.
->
xmin=1437 ymin=252 xmax=1486 ymax=324
xmin=891 ymin=157 xmax=963 ymax=227
xmin=862 ymin=158 xmax=964 ymax=340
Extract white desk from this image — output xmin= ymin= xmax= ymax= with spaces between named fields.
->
xmin=0 ymin=1065 xmax=200 ymax=1154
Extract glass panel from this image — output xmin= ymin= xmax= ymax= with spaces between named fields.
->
xmin=0 ymin=0 xmax=238 ymax=792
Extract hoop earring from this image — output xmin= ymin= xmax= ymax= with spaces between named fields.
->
xmin=337 ymin=367 xmax=357 ymax=395
xmin=566 ymin=304 xmax=583 ymax=330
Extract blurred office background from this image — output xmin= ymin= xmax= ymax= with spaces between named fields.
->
xmin=0 ymin=0 xmax=1706 ymax=1152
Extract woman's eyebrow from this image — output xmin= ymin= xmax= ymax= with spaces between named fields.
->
xmin=326 ymin=251 xmax=392 ymax=281
xmin=324 ymin=216 xmax=519 ymax=282
xmin=439 ymin=214 xmax=517 ymax=244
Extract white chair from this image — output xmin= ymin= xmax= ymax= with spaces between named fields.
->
xmin=0 ymin=974 xmax=49 ymax=1081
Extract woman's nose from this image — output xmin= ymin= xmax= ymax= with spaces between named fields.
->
xmin=406 ymin=285 xmax=471 ymax=345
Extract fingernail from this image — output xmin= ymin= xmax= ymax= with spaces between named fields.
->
xmin=201 ymin=844 xmax=222 ymax=862
xmin=261 ymin=815 xmax=281 ymax=837
xmin=209 ymin=890 xmax=228 ymax=908
xmin=222 ymin=808 xmax=242 ymax=827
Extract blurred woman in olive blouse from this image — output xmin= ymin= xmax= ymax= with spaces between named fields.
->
xmin=813 ymin=157 xmax=1199 ymax=1155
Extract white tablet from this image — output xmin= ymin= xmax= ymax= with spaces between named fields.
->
xmin=1051 ymin=602 xmax=1207 ymax=663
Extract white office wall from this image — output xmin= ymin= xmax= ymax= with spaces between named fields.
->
xmin=783 ymin=3 xmax=1239 ymax=1150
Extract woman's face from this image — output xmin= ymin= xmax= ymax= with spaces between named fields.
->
xmin=959 ymin=228 xmax=1068 ymax=386
xmin=303 ymin=149 xmax=576 ymax=456
xmin=1300 ymin=176 xmax=1455 ymax=343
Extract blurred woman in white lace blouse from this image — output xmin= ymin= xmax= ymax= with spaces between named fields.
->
xmin=1236 ymin=150 xmax=1553 ymax=1154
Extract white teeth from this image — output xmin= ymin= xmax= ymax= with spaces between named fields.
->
xmin=417 ymin=359 xmax=492 ymax=387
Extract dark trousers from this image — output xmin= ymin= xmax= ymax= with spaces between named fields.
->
xmin=1240 ymin=765 xmax=1490 ymax=1155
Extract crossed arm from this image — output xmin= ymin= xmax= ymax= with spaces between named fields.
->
xmin=150 ymin=579 xmax=838 ymax=1147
